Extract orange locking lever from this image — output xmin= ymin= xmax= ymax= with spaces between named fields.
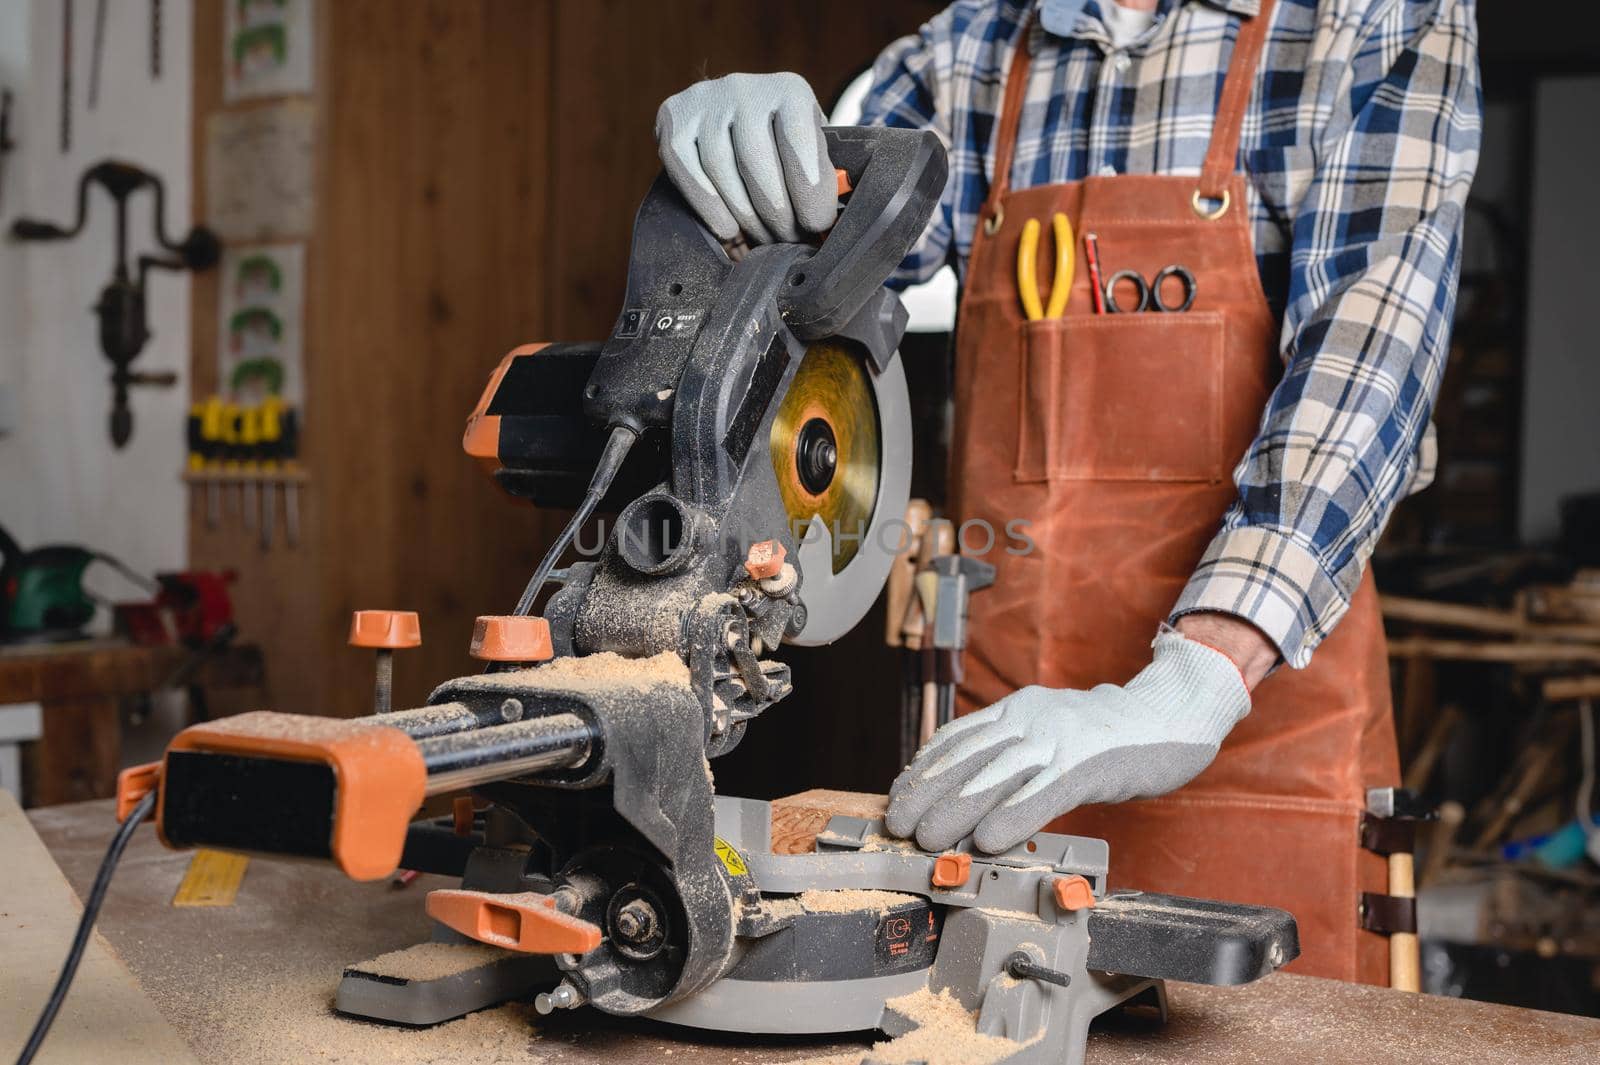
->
xmin=426 ymin=889 xmax=602 ymax=955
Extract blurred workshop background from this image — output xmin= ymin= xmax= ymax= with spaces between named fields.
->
xmin=2 ymin=0 xmax=1600 ymax=1020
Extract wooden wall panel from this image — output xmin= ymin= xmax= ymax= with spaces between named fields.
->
xmin=193 ymin=1 xmax=940 ymax=793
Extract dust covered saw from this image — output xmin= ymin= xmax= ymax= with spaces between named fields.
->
xmin=120 ymin=127 xmax=1299 ymax=1065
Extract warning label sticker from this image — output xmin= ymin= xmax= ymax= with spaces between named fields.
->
xmin=713 ymin=837 xmax=749 ymax=878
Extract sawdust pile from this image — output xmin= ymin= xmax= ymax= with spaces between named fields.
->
xmin=158 ymin=965 xmax=544 ymax=1064
xmin=797 ymin=888 xmax=919 ymax=915
xmin=356 ymin=941 xmax=512 ymax=982
xmin=798 ymin=988 xmax=1017 ymax=1065
xmin=468 ymin=650 xmax=689 ymax=693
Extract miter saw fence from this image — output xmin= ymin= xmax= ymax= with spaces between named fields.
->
xmin=72 ymin=127 xmax=1304 ymax=1065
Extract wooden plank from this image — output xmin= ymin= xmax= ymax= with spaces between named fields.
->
xmin=770 ymin=788 xmax=889 ymax=853
xmin=1543 ymin=674 xmax=1600 ymax=701
xmin=1381 ymin=594 xmax=1600 ymax=644
xmin=1386 ymin=637 xmax=1600 ymax=664
xmin=0 ymin=643 xmax=264 ymax=704
xmin=0 ymin=791 xmax=200 ymax=1065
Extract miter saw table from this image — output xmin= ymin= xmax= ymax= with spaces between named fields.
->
xmin=23 ymin=797 xmax=1600 ymax=1065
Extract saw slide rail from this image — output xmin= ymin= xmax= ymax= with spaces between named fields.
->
xmin=148 ymin=704 xmax=598 ymax=881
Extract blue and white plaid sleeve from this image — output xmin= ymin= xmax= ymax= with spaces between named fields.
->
xmin=858 ymin=16 xmax=958 ymax=285
xmin=1173 ymin=0 xmax=1482 ymax=667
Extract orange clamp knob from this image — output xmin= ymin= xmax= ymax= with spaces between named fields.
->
xmin=931 ymin=852 xmax=972 ymax=889
xmin=470 ymin=615 xmax=554 ymax=663
xmin=744 ymin=539 xmax=787 ymax=580
xmin=348 ymin=610 xmax=421 ymax=649
xmin=1052 ymin=874 xmax=1096 ymax=912
xmin=426 ymin=889 xmax=602 ymax=955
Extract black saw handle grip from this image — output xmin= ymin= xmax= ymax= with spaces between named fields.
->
xmin=778 ymin=126 xmax=948 ymax=340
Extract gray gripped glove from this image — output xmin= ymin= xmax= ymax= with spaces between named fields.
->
xmin=655 ymin=72 xmax=835 ymax=246
xmin=885 ymin=632 xmax=1252 ymax=854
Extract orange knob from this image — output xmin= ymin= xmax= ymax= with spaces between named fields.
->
xmin=470 ymin=615 xmax=554 ymax=663
xmin=931 ymin=852 xmax=972 ymax=889
xmin=1052 ymin=874 xmax=1096 ymax=912
xmin=744 ymin=539 xmax=787 ymax=580
xmin=348 ymin=610 xmax=421 ymax=649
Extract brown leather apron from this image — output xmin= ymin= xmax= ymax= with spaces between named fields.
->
xmin=948 ymin=1 xmax=1401 ymax=985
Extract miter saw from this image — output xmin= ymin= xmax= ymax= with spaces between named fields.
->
xmin=100 ymin=127 xmax=1299 ymax=1065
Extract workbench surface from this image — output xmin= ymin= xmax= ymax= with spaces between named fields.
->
xmin=27 ymin=800 xmax=1600 ymax=1065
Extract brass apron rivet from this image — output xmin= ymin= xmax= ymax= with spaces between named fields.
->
xmin=1191 ymin=187 xmax=1231 ymax=221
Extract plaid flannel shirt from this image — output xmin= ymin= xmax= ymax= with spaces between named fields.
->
xmin=860 ymin=0 xmax=1481 ymax=668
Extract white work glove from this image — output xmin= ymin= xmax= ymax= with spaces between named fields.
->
xmin=885 ymin=632 xmax=1252 ymax=854
xmin=655 ymin=72 xmax=835 ymax=245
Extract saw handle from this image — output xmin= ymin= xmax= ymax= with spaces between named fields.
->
xmin=778 ymin=126 xmax=948 ymax=340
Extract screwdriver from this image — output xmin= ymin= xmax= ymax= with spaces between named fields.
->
xmin=239 ymin=403 xmax=261 ymax=534
xmin=220 ymin=401 xmax=243 ymax=521
xmin=185 ymin=401 xmax=212 ymax=528
xmin=281 ymin=403 xmax=302 ymax=548
xmin=259 ymin=397 xmax=284 ymax=550
xmin=200 ymin=395 xmax=226 ymax=526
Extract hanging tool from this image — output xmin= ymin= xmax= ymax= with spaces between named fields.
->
xmin=11 ymin=162 xmax=220 ymax=446
xmin=260 ymin=397 xmax=285 ymax=549
xmin=887 ymin=499 xmax=932 ymax=764
xmin=218 ymin=399 xmax=243 ymax=520
xmin=1015 ymin=211 xmax=1074 ymax=320
xmin=240 ymin=404 xmax=262 ymax=537
xmin=1083 ymin=230 xmax=1107 ymax=315
xmin=927 ymin=553 xmax=996 ymax=727
xmin=1103 ymin=264 xmax=1198 ymax=314
xmin=282 ymin=404 xmax=302 ymax=547
xmin=0 ymin=89 xmax=16 ymax=211
xmin=911 ymin=519 xmax=955 ymax=745
xmin=60 ymin=0 xmax=73 ymax=153
xmin=88 ymin=0 xmax=108 ymax=110
xmin=1361 ymin=787 xmax=1436 ymax=993
xmin=150 ymin=0 xmax=162 ymax=79
xmin=185 ymin=400 xmax=214 ymax=528
xmin=202 ymin=395 xmax=225 ymax=526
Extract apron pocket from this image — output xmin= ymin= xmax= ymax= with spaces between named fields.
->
xmin=1015 ymin=312 xmax=1228 ymax=483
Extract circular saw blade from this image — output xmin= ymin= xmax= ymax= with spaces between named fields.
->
xmin=769 ymin=339 xmax=912 ymax=647
xmin=769 ymin=340 xmax=881 ymax=574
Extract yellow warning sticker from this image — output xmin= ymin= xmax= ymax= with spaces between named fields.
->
xmin=713 ymin=837 xmax=749 ymax=878
xmin=172 ymin=849 xmax=250 ymax=907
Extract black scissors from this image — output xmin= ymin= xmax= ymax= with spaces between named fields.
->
xmin=1103 ymin=265 xmax=1197 ymax=314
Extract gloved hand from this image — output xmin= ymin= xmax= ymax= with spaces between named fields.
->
xmin=655 ymin=72 xmax=835 ymax=246
xmin=885 ymin=632 xmax=1252 ymax=854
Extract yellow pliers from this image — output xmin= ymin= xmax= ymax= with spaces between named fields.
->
xmin=1016 ymin=212 xmax=1075 ymax=320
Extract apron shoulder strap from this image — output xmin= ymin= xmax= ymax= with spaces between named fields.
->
xmin=980 ymin=0 xmax=1279 ymax=227
xmin=1197 ymin=0 xmax=1277 ymax=202
xmin=980 ymin=20 xmax=1037 ymax=235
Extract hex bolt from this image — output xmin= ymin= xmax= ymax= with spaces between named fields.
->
xmin=534 ymin=982 xmax=585 ymax=1015
xmin=500 ymin=697 xmax=525 ymax=722
xmin=615 ymin=898 xmax=659 ymax=943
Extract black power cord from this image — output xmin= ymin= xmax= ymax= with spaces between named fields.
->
xmin=510 ymin=424 xmax=638 ymax=618
xmin=14 ymin=790 xmax=157 ymax=1065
